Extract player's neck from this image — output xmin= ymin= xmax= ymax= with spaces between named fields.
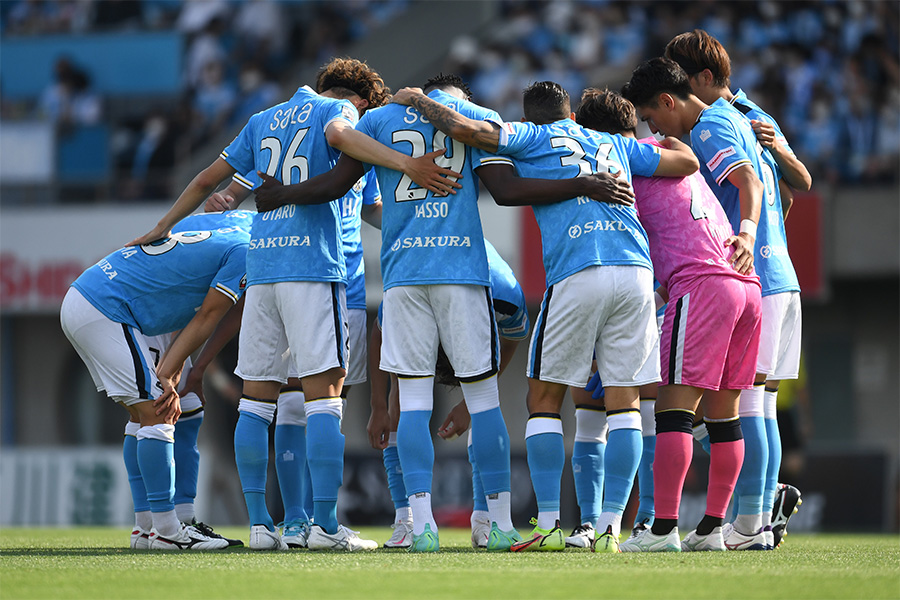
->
xmin=684 ymin=96 xmax=708 ymax=130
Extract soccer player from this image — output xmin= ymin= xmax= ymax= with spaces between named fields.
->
xmin=664 ymin=30 xmax=806 ymax=547
xmin=367 ymin=238 xmax=530 ymax=549
xmin=623 ymin=56 xmax=794 ymax=550
xmin=61 ymin=212 xmax=250 ymax=550
xmin=389 ymin=80 xmax=699 ymax=552
xmin=574 ymin=88 xmax=762 ymax=551
xmin=128 ymin=58 xmax=458 ymax=552
xmin=253 ymin=73 xmax=634 ymax=552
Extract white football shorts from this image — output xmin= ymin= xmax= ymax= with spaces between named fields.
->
xmin=286 ymin=308 xmax=366 ymax=385
xmin=236 ymin=281 xmax=349 ymax=383
xmin=527 ymin=265 xmax=660 ymax=387
xmin=381 ymin=284 xmax=499 ymax=380
xmin=60 ymin=287 xmax=166 ymax=405
xmin=757 ymin=290 xmax=802 ymax=380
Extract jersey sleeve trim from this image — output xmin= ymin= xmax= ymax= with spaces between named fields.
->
xmin=214 ymin=283 xmax=240 ymax=303
xmin=477 ymin=156 xmax=514 ymax=167
xmin=323 ymin=115 xmax=355 ymax=135
xmin=715 ymin=158 xmax=752 ymax=186
xmin=233 ymin=173 xmax=255 ymax=190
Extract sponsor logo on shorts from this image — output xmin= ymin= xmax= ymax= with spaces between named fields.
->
xmin=390 ymin=236 xmax=471 ymax=251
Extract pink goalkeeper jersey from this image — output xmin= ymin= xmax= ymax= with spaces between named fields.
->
xmin=632 ymin=138 xmax=759 ymax=293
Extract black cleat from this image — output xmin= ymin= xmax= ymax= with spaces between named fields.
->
xmin=771 ymin=483 xmax=802 ymax=548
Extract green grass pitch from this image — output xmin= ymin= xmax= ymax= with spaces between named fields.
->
xmin=2 ymin=527 xmax=898 ymax=599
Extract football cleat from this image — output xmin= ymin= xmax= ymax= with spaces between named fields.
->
xmin=510 ymin=518 xmax=565 ymax=552
xmin=307 ymin=524 xmax=378 ymax=552
xmin=771 ymin=483 xmax=802 ymax=548
xmin=626 ymin=517 xmax=651 ymax=542
xmin=130 ymin=527 xmax=151 ymax=550
xmin=280 ymin=519 xmax=310 ymax=549
xmin=384 ymin=518 xmax=414 ymax=549
xmin=722 ymin=523 xmax=769 ymax=551
xmin=486 ymin=522 xmax=522 ymax=552
xmin=408 ymin=524 xmax=440 ymax=553
xmin=681 ymin=527 xmax=726 ymax=551
xmin=470 ymin=513 xmax=491 ymax=549
xmin=190 ymin=520 xmax=243 ymax=548
xmin=565 ymin=523 xmax=596 ymax=548
xmin=618 ymin=526 xmax=679 ymax=552
xmin=149 ymin=524 xmax=230 ymax=550
xmin=249 ymin=525 xmax=289 ymax=551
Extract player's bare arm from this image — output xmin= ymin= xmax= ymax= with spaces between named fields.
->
xmin=366 ymin=324 xmax=391 ymax=450
xmin=654 ymin=136 xmax=700 ymax=176
xmin=326 ymin=121 xmax=463 ymax=195
xmin=205 ymin=180 xmax=251 ymax=212
xmin=128 ymin=158 xmax=237 ymax=246
xmin=476 ymin=163 xmax=635 ymax=207
xmin=723 ymin=164 xmax=763 ymax=275
xmin=391 ymin=87 xmax=501 ymax=153
xmin=154 ymin=288 xmax=237 ymax=415
xmin=178 ymin=296 xmax=245 ymax=405
xmin=778 ymin=179 xmax=794 ymax=221
xmin=437 ymin=400 xmax=471 ymax=440
xmin=751 ymin=119 xmax=812 ymax=192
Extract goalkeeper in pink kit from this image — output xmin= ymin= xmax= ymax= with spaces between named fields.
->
xmin=575 ymin=89 xmax=762 ymax=552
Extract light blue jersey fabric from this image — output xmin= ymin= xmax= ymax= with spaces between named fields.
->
xmin=356 ymin=89 xmax=497 ymax=290
xmin=690 ymin=98 xmax=799 ymax=297
xmin=476 ymin=119 xmax=660 ymax=286
xmin=484 ymin=239 xmax=529 ymax=340
xmin=221 ymin=85 xmax=358 ymax=286
xmin=342 ymin=169 xmax=381 ymax=310
xmin=72 ymin=213 xmax=249 ymax=336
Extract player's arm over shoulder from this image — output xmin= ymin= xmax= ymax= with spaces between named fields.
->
xmin=653 ymin=136 xmax=699 ymax=177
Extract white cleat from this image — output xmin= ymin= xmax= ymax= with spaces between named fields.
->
xmin=619 ymin=527 xmax=681 ymax=552
xmin=681 ymin=527 xmax=726 ymax=551
xmin=149 ymin=524 xmax=230 ymax=550
xmin=307 ymin=524 xmax=378 ymax=552
xmin=249 ymin=525 xmax=289 ymax=551
xmin=565 ymin=523 xmax=596 ymax=548
xmin=470 ymin=514 xmax=490 ymax=549
xmin=281 ymin=520 xmax=310 ymax=549
xmin=130 ymin=527 xmax=151 ymax=550
xmin=384 ymin=518 xmax=414 ymax=549
xmin=722 ymin=523 xmax=769 ymax=551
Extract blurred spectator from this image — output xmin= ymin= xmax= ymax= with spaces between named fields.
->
xmin=234 ymin=0 xmax=290 ymax=73
xmin=39 ymin=57 xmax=102 ymax=128
xmin=231 ymin=61 xmax=281 ymax=126
xmin=191 ymin=59 xmax=237 ymax=144
xmin=91 ymin=0 xmax=143 ymax=30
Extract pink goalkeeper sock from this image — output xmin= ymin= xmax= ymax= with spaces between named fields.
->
xmin=707 ymin=439 xmax=745 ymax=518
xmin=653 ymin=431 xmax=693 ymax=520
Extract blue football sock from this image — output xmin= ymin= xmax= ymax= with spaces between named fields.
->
xmin=469 ymin=407 xmax=511 ymax=495
xmin=383 ymin=445 xmax=409 ymax=510
xmin=234 ymin=411 xmax=273 ymax=530
xmin=634 ymin=434 xmax=656 ymax=525
xmin=602 ymin=428 xmax=642 ymax=516
xmin=397 ymin=410 xmax=434 ymax=495
xmin=764 ymin=417 xmax=782 ymax=515
xmin=306 ymin=413 xmax=344 ymax=534
xmin=303 ymin=462 xmax=314 ymax=520
xmin=468 ymin=443 xmax=488 ymax=512
xmin=275 ymin=424 xmax=309 ymax=523
xmin=734 ymin=415 xmax=767 ymax=518
xmin=526 ymin=432 xmax=565 ymax=515
xmin=572 ymin=440 xmax=604 ymax=525
xmin=136 ymin=436 xmax=175 ymax=514
xmin=173 ymin=414 xmax=202 ymax=509
xmin=123 ymin=432 xmax=150 ymax=513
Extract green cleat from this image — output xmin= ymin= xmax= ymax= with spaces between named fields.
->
xmin=486 ymin=523 xmax=523 ymax=552
xmin=591 ymin=525 xmax=621 ymax=553
xmin=408 ymin=524 xmax=439 ymax=553
xmin=510 ymin=518 xmax=565 ymax=552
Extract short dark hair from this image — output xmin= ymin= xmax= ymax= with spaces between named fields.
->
xmin=621 ymin=57 xmax=694 ymax=108
xmin=575 ymin=88 xmax=637 ymax=135
xmin=423 ymin=73 xmax=472 ymax=99
xmin=665 ymin=29 xmax=732 ymax=89
xmin=523 ymin=81 xmax=571 ymax=125
xmin=316 ymin=57 xmax=391 ymax=110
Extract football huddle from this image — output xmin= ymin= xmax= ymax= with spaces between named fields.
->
xmin=61 ymin=28 xmax=804 ymax=554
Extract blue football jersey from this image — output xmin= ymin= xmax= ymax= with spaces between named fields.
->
xmin=478 ymin=119 xmax=660 ymax=286
xmin=355 ymin=89 xmax=494 ymax=290
xmin=485 ymin=239 xmax=529 ymax=340
xmin=690 ymin=98 xmax=799 ymax=296
xmin=72 ymin=216 xmax=250 ymax=336
xmin=342 ymin=169 xmax=381 ymax=310
xmin=172 ymin=210 xmax=255 ymax=235
xmin=221 ymin=85 xmax=359 ymax=286
xmin=730 ymin=89 xmax=798 ymax=158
